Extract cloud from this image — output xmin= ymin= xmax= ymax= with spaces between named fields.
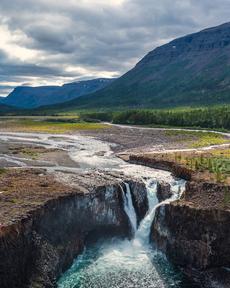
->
xmin=0 ymin=0 xmax=229 ymax=95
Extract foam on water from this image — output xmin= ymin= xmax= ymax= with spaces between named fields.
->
xmin=0 ymin=132 xmax=197 ymax=287
xmin=134 ymin=179 xmax=159 ymax=244
xmin=121 ymin=183 xmax=137 ymax=232
xmin=58 ymin=179 xmax=196 ymax=288
xmin=0 ymin=132 xmax=176 ymax=184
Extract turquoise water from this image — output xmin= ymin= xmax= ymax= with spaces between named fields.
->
xmin=58 ymin=179 xmax=198 ymax=288
xmin=58 ymin=238 xmax=197 ymax=288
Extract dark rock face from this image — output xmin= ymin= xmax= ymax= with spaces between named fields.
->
xmin=151 ymin=181 xmax=230 ymax=287
xmin=0 ymin=180 xmax=147 ymax=288
xmin=128 ymin=180 xmax=149 ymax=225
xmin=152 ymin=203 xmax=230 ymax=269
xmin=156 ymin=182 xmax=172 ymax=202
xmin=184 ymin=181 xmax=230 ymax=209
xmin=128 ymin=154 xmax=192 ymax=180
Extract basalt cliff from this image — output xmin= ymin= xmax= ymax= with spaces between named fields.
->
xmin=0 ymin=169 xmax=148 ymax=288
xmin=126 ymin=152 xmax=230 ymax=287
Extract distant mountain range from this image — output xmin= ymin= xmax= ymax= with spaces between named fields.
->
xmin=49 ymin=22 xmax=230 ymax=110
xmin=0 ymin=103 xmax=19 ymax=115
xmin=1 ymin=22 xmax=230 ymax=113
xmin=0 ymin=78 xmax=115 ymax=109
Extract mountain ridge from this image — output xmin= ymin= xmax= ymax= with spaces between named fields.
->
xmin=1 ymin=78 xmax=115 ymax=109
xmin=47 ymin=22 xmax=230 ymax=110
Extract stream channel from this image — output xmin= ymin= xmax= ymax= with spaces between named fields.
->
xmin=0 ymin=132 xmax=200 ymax=287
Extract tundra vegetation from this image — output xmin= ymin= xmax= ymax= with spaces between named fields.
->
xmin=165 ymin=130 xmax=229 ymax=148
xmin=150 ymin=148 xmax=230 ymax=185
xmin=80 ymin=105 xmax=230 ymax=130
xmin=0 ymin=118 xmax=108 ymax=133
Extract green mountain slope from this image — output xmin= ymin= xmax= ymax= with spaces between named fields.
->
xmin=0 ymin=104 xmax=20 ymax=115
xmin=1 ymin=78 xmax=115 ymax=109
xmin=50 ymin=22 xmax=230 ymax=110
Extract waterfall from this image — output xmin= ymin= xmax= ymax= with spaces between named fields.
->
xmin=58 ymin=178 xmax=187 ymax=288
xmin=121 ymin=179 xmax=185 ymax=242
xmin=135 ymin=178 xmax=185 ymax=245
xmin=121 ymin=183 xmax=137 ymax=232
xmin=134 ymin=179 xmax=159 ymax=244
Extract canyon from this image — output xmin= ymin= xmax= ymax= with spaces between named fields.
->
xmin=0 ymin=125 xmax=229 ymax=287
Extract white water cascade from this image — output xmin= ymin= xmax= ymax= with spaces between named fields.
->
xmin=121 ymin=183 xmax=137 ymax=232
xmin=134 ymin=179 xmax=159 ymax=244
xmin=122 ymin=179 xmax=185 ymax=246
xmin=58 ymin=179 xmax=188 ymax=288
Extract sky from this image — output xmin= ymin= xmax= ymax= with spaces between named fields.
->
xmin=0 ymin=0 xmax=229 ymax=96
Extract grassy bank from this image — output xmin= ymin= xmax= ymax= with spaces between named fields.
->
xmin=165 ymin=130 xmax=229 ymax=148
xmin=175 ymin=148 xmax=230 ymax=184
xmin=0 ymin=118 xmax=109 ymax=133
xmin=140 ymin=147 xmax=230 ymax=185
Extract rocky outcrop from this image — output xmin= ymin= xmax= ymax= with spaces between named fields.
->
xmin=0 ymin=170 xmax=148 ymax=288
xmin=129 ymin=154 xmax=192 ymax=180
xmin=152 ymin=203 xmax=230 ymax=269
xmin=156 ymin=182 xmax=172 ymax=202
xmin=129 ymin=181 xmax=149 ymax=225
xmin=151 ymin=180 xmax=230 ymax=287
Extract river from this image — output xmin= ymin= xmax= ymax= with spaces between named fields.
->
xmin=0 ymin=131 xmax=202 ymax=287
xmin=58 ymin=178 xmax=198 ymax=288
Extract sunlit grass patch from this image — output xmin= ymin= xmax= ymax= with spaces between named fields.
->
xmin=169 ymin=148 xmax=230 ymax=184
xmin=190 ymin=134 xmax=229 ymax=148
xmin=20 ymin=148 xmax=39 ymax=160
xmin=0 ymin=119 xmax=109 ymax=133
xmin=0 ymin=168 xmax=6 ymax=175
xmin=165 ymin=130 xmax=229 ymax=148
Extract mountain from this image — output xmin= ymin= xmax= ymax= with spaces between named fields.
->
xmin=0 ymin=97 xmax=4 ymax=105
xmin=0 ymin=103 xmax=19 ymax=115
xmin=3 ymin=86 xmax=60 ymax=109
xmin=2 ymin=78 xmax=115 ymax=109
xmin=54 ymin=22 xmax=230 ymax=109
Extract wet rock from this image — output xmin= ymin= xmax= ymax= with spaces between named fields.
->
xmin=151 ymin=185 xmax=230 ymax=287
xmin=128 ymin=180 xmax=148 ymax=225
xmin=184 ymin=181 xmax=230 ymax=209
xmin=0 ymin=172 xmax=148 ymax=288
xmin=184 ymin=267 xmax=230 ymax=288
xmin=128 ymin=154 xmax=192 ymax=180
xmin=157 ymin=182 xmax=172 ymax=202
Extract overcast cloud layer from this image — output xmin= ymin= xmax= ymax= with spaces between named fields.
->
xmin=0 ymin=0 xmax=229 ymax=96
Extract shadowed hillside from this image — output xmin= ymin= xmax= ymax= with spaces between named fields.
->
xmin=52 ymin=22 xmax=230 ymax=109
xmin=1 ymin=78 xmax=115 ymax=109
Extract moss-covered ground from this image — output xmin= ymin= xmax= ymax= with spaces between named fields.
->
xmin=0 ymin=118 xmax=109 ymax=133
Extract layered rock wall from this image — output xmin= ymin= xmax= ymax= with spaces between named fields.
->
xmin=151 ymin=181 xmax=230 ymax=287
xmin=0 ymin=178 xmax=147 ymax=288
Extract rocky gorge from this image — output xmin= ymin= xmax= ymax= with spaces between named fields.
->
xmin=0 ymin=130 xmax=229 ymax=288
xmin=0 ymin=170 xmax=148 ymax=288
xmin=126 ymin=152 xmax=230 ymax=287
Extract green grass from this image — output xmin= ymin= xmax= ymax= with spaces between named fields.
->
xmin=20 ymin=148 xmax=39 ymax=160
xmin=0 ymin=118 xmax=109 ymax=133
xmin=186 ymin=156 xmax=230 ymax=183
xmin=191 ymin=134 xmax=229 ymax=148
xmin=165 ymin=130 xmax=229 ymax=148
xmin=172 ymin=148 xmax=230 ymax=183
xmin=0 ymin=168 xmax=6 ymax=175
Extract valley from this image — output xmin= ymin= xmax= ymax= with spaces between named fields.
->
xmin=0 ymin=119 xmax=229 ymax=287
xmin=0 ymin=12 xmax=230 ymax=288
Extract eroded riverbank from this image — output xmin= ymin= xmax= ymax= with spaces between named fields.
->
xmin=0 ymin=127 xmax=229 ymax=288
xmin=0 ymin=130 xmax=181 ymax=287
